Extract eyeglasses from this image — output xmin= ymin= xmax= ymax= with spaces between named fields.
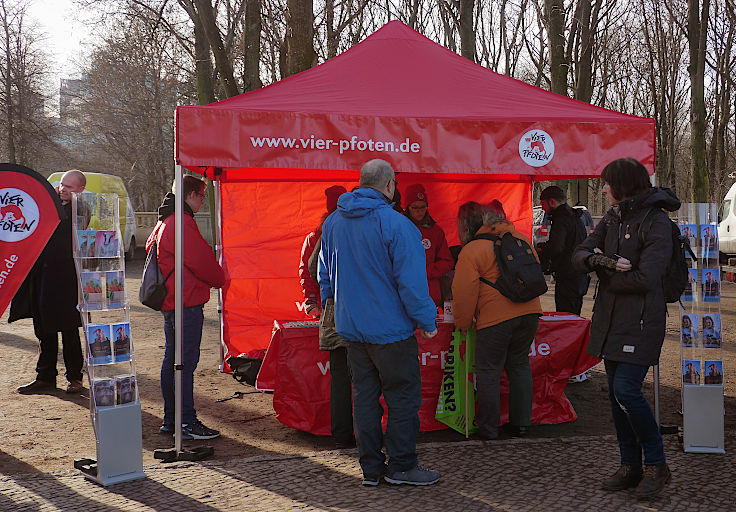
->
xmin=196 ymin=190 xmax=206 ymax=199
xmin=391 ymin=179 xmax=398 ymax=187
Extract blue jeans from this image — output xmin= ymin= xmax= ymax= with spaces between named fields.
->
xmin=162 ymin=305 xmax=204 ymax=425
xmin=347 ymin=336 xmax=421 ymax=477
xmin=605 ymin=360 xmax=666 ymax=466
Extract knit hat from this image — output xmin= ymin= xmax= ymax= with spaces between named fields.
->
xmin=325 ymin=185 xmax=347 ymax=213
xmin=404 ymin=184 xmax=428 ymax=208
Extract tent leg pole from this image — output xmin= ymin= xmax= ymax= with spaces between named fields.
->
xmin=174 ymin=164 xmax=183 ymax=454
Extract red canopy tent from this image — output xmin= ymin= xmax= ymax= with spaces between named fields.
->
xmin=174 ymin=20 xmax=655 ymax=359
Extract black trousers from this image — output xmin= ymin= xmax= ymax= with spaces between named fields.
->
xmin=554 ymin=277 xmax=584 ymax=316
xmin=329 ymin=347 xmax=354 ymax=442
xmin=36 ymin=329 xmax=84 ymax=383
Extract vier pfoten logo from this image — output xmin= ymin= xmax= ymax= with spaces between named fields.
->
xmin=519 ymin=129 xmax=555 ymax=167
xmin=0 ymin=188 xmax=39 ymax=242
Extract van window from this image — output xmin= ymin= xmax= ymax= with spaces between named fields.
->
xmin=719 ymin=199 xmax=731 ymax=224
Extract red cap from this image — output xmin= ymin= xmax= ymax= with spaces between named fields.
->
xmin=404 ymin=184 xmax=428 ymax=208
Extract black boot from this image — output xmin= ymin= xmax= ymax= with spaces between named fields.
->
xmin=634 ymin=464 xmax=671 ymax=499
xmin=601 ymin=465 xmax=643 ymax=491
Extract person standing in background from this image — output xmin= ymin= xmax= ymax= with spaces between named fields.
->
xmin=11 ymin=170 xmax=87 ymax=395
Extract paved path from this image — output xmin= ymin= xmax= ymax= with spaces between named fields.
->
xmin=1 ymin=434 xmax=733 ymax=511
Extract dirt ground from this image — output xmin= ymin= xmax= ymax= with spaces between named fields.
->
xmin=2 ymin=257 xmax=734 ymax=475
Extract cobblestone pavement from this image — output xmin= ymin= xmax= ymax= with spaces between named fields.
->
xmin=1 ymin=433 xmax=733 ymax=512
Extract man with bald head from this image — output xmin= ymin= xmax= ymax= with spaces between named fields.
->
xmin=318 ymin=159 xmax=440 ymax=487
xmin=11 ymin=170 xmax=87 ymax=394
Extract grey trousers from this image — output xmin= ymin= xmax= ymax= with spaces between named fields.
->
xmin=475 ymin=314 xmax=539 ymax=437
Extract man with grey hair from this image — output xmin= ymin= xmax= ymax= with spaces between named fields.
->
xmin=11 ymin=170 xmax=88 ymax=394
xmin=318 ymin=158 xmax=440 ymax=487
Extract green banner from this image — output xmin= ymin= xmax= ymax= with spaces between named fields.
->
xmin=435 ymin=328 xmax=477 ymax=436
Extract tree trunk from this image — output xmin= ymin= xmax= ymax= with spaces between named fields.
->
xmin=459 ymin=0 xmax=475 ymax=62
xmin=1 ymin=0 xmax=16 ymax=163
xmin=243 ymin=0 xmax=262 ymax=91
xmin=195 ymin=0 xmax=240 ymax=98
xmin=194 ymin=20 xmax=216 ymax=104
xmin=280 ymin=0 xmax=315 ymax=78
xmin=544 ymin=0 xmax=567 ymax=96
xmin=687 ymin=0 xmax=709 ymax=203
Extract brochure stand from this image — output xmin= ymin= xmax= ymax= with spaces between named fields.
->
xmin=678 ymin=203 xmax=725 ymax=454
xmin=72 ymin=192 xmax=146 ymax=485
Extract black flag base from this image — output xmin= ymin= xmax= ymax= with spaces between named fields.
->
xmin=153 ymin=446 xmax=214 ymax=463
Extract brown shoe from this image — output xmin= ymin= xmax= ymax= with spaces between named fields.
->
xmin=634 ymin=464 xmax=671 ymax=499
xmin=66 ymin=380 xmax=84 ymax=394
xmin=17 ymin=379 xmax=56 ymax=394
xmin=601 ymin=465 xmax=643 ymax=491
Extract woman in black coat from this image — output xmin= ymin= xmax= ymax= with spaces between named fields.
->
xmin=572 ymin=158 xmax=679 ymax=500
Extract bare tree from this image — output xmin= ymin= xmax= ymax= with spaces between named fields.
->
xmin=688 ymin=0 xmax=710 ymax=202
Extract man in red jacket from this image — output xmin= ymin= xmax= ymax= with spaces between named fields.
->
xmin=146 ymin=175 xmax=225 ymax=440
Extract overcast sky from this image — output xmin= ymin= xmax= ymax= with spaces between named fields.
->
xmin=27 ymin=0 xmax=91 ymax=84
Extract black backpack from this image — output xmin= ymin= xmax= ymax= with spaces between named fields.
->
xmin=639 ymin=209 xmax=697 ymax=303
xmin=475 ymin=233 xmax=548 ymax=302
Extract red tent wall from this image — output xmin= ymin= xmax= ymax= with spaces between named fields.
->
xmin=219 ymin=172 xmax=531 ymax=356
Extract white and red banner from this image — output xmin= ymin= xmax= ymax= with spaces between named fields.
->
xmin=257 ymin=314 xmax=599 ymax=435
xmin=0 ymin=164 xmax=63 ymax=316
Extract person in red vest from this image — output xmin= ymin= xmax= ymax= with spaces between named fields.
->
xmin=403 ymin=184 xmax=453 ymax=307
xmin=299 ymin=185 xmax=354 ymax=449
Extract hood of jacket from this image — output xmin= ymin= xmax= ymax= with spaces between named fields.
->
xmin=157 ymin=192 xmax=194 ymax=221
xmin=475 ymin=219 xmax=516 ymax=238
xmin=336 ymin=187 xmax=392 ymax=218
xmin=617 ymin=187 xmax=680 ymax=219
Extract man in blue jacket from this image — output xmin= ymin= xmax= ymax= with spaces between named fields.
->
xmin=319 ymin=159 xmax=440 ymax=487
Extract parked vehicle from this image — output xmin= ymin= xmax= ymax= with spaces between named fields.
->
xmin=718 ymin=182 xmax=736 ymax=259
xmin=48 ymin=172 xmax=138 ymax=260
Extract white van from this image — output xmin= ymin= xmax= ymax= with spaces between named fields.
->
xmin=48 ymin=172 xmax=138 ymax=260
xmin=718 ymin=182 xmax=736 ymax=257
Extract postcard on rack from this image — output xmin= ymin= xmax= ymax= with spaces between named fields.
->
xmin=701 ymin=268 xmax=720 ymax=302
xmin=700 ymin=224 xmax=718 ymax=260
xmin=81 ymin=271 xmax=103 ymax=309
xmin=680 ymin=313 xmax=698 ymax=348
xmin=96 ymin=230 xmax=118 ymax=258
xmin=87 ymin=323 xmax=113 ymax=365
xmin=679 ymin=224 xmax=698 ymax=258
xmin=105 ymin=271 xmax=126 ymax=308
xmin=115 ymin=376 xmax=137 ymax=405
xmin=704 ymin=361 xmax=723 ymax=385
xmin=85 ymin=230 xmax=97 ymax=258
xmin=702 ymin=314 xmax=722 ymax=348
xmin=682 ymin=360 xmax=701 ymax=385
xmin=681 ymin=269 xmax=697 ymax=302
xmin=112 ymin=322 xmax=131 ymax=362
xmin=92 ymin=379 xmax=115 ymax=407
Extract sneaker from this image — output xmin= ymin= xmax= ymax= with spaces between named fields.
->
xmin=181 ymin=420 xmax=220 ymax=440
xmin=17 ymin=379 xmax=55 ymax=394
xmin=159 ymin=424 xmax=174 ymax=434
xmin=601 ymin=465 xmax=643 ymax=491
xmin=384 ymin=465 xmax=440 ymax=486
xmin=362 ymin=464 xmax=388 ymax=487
xmin=634 ymin=464 xmax=671 ymax=499
xmin=66 ymin=380 xmax=84 ymax=394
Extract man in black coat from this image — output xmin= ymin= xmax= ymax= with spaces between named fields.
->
xmin=536 ymin=186 xmax=589 ymax=315
xmin=10 ymin=170 xmax=87 ymax=394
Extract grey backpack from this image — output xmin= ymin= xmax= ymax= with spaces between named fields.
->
xmin=139 ymin=241 xmax=173 ymax=310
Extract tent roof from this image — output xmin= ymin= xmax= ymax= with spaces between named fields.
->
xmin=176 ymin=21 xmax=654 ymax=178
xmin=208 ymin=21 xmax=642 ymax=123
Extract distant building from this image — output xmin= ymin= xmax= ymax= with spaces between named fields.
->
xmin=59 ymin=78 xmax=83 ymax=123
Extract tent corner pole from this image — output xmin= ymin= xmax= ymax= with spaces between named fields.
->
xmin=174 ymin=164 xmax=184 ymax=454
